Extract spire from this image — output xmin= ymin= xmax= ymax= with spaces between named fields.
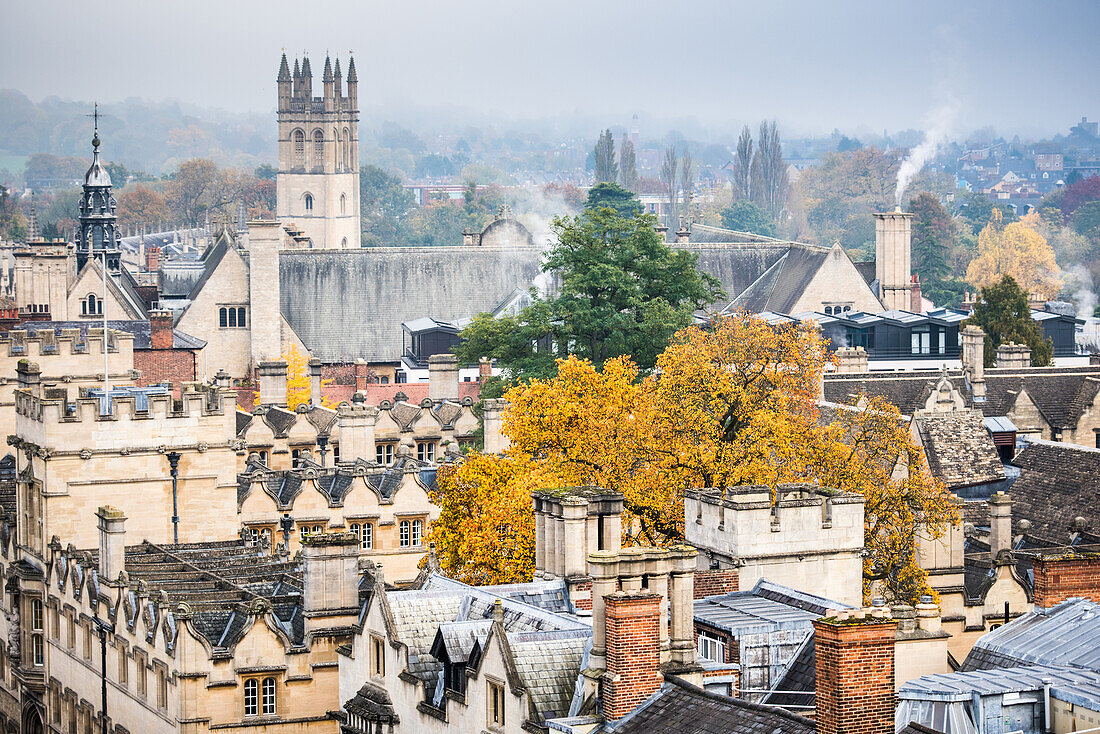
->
xmin=293 ymin=57 xmax=300 ymax=78
xmin=334 ymin=57 xmax=342 ymax=79
xmin=302 ymin=56 xmax=312 ymax=79
xmin=346 ymin=56 xmax=357 ymax=83
xmin=322 ymin=55 xmax=333 ymax=82
xmin=78 ymin=112 xmax=121 ymax=272
xmin=28 ymin=205 xmax=39 ymax=240
xmin=278 ymin=53 xmax=291 ymax=81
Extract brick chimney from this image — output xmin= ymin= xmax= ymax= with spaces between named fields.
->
xmin=145 ymin=245 xmax=160 ymax=272
xmin=602 ymin=591 xmax=662 ymax=721
xmin=149 ymin=308 xmax=174 ymax=350
xmin=256 ymin=360 xmax=289 ymax=406
xmin=1032 ymin=553 xmax=1100 ymax=609
xmin=354 ymin=359 xmax=370 ymax=392
xmin=97 ymin=505 xmax=127 ymax=584
xmin=478 ymin=357 xmax=492 ymax=382
xmin=814 ymin=611 xmax=898 ymax=734
xmin=428 ymin=353 xmax=459 ymax=403
xmin=910 ymin=274 xmax=923 ymax=313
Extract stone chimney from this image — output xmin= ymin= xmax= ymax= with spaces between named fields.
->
xmin=873 ymin=209 xmax=913 ymax=311
xmin=256 ymin=360 xmax=289 ymax=406
xmin=309 ymin=357 xmax=323 ymax=407
xmin=16 ymin=359 xmax=41 ymax=397
xmin=481 ymin=398 xmax=510 ymax=454
xmin=215 ymin=369 xmax=232 ymax=389
xmin=654 ymin=224 xmax=669 ymax=242
xmin=675 ymin=227 xmax=690 ymax=244
xmin=97 ymin=505 xmax=127 ymax=584
xmin=337 ymin=402 xmax=377 ymax=463
xmin=989 ymin=491 xmax=1013 ymax=561
xmin=428 ymin=353 xmax=459 ymax=403
xmin=959 ymin=324 xmax=986 ymax=402
xmin=462 ymin=228 xmax=478 ymax=246
xmin=910 ymin=273 xmax=923 ymax=313
xmin=478 ymin=357 xmax=492 ymax=382
xmin=602 ymin=591 xmax=662 ymax=721
xmin=533 ymin=487 xmax=623 ymax=580
xmin=814 ymin=612 xmax=898 ymax=734
xmin=834 ymin=346 xmax=868 ymax=374
xmin=996 ymin=342 xmax=1031 ymax=369
xmin=302 ymin=532 xmax=361 ymax=620
xmin=149 ymin=309 xmax=174 ymax=351
xmin=1032 ymin=553 xmax=1100 ymax=609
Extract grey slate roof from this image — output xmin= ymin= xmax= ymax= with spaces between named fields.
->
xmin=899 ymin=664 xmax=1100 ymax=711
xmin=960 ymin=597 xmax=1100 ymax=672
xmin=913 ymin=411 xmax=1005 ymax=490
xmin=729 ymin=246 xmax=829 ymax=314
xmin=20 ymin=320 xmax=206 ymax=350
xmin=610 ymin=675 xmax=816 ymax=734
xmin=1008 ymin=439 xmax=1100 ymax=538
xmin=507 ymin=629 xmax=589 ymax=720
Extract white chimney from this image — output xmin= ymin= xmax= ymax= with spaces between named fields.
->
xmin=874 ymin=209 xmax=914 ymax=311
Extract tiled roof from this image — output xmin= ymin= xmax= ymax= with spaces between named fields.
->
xmin=343 ymin=683 xmax=398 ymax=723
xmin=1009 ymin=439 xmax=1100 ymax=539
xmin=363 ymin=382 xmax=481 ymax=406
xmin=508 ymin=629 xmax=589 ymax=721
xmin=611 ymin=675 xmax=816 ymax=734
xmin=913 ymin=411 xmax=1005 ymax=489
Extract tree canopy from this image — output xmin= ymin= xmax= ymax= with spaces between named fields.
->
xmin=593 ymin=129 xmax=617 ymax=185
xmin=433 ymin=316 xmax=958 ymax=602
xmin=584 ymin=182 xmax=641 ymax=218
xmin=963 ymin=274 xmax=1053 ymax=367
xmin=720 ymin=200 xmax=777 ymax=237
xmin=966 ymin=210 xmax=1062 ymax=299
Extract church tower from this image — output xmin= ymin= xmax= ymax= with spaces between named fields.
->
xmin=77 ymin=122 xmax=122 ymax=272
xmin=276 ymin=52 xmax=361 ymax=248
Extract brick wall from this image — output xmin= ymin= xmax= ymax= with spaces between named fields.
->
xmin=814 ymin=617 xmax=897 ymax=734
xmin=603 ymin=591 xmax=661 ymax=720
xmin=569 ymin=578 xmax=593 ymax=611
xmin=694 ymin=568 xmax=739 ymax=599
xmin=134 ymin=349 xmax=196 ymax=396
xmin=1032 ymin=555 xmax=1100 ymax=608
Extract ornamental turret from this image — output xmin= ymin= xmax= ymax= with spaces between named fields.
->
xmin=322 ymin=55 xmax=335 ymax=112
xmin=277 ymin=53 xmax=292 ymax=111
xmin=77 ymin=115 xmax=121 ymax=272
xmin=346 ymin=56 xmax=358 ymax=109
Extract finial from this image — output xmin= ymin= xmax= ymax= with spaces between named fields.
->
xmin=86 ymin=102 xmax=101 ymax=150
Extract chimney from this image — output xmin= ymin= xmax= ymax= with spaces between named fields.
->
xmin=428 ymin=353 xmax=459 ymax=403
xmin=910 ymin=274 xmax=923 ymax=313
xmin=337 ymin=402 xmax=377 ymax=463
xmin=873 ymin=209 xmax=913 ymax=311
xmin=478 ymin=357 xmax=492 ymax=382
xmin=667 ymin=545 xmax=699 ymax=672
xmin=309 ymin=357 xmax=323 ymax=407
xmin=256 ymin=360 xmax=289 ymax=406
xmin=214 ymin=369 xmax=232 ymax=389
xmin=914 ymin=595 xmax=943 ymax=634
xmin=996 ymin=342 xmax=1031 ymax=369
xmin=145 ymin=245 xmax=160 ymax=273
xmin=654 ymin=224 xmax=669 ymax=242
xmin=462 ymin=228 xmax=478 ymax=246
xmin=960 ymin=325 xmax=986 ymax=401
xmin=354 ymin=359 xmax=370 ymax=392
xmin=989 ymin=491 xmax=1013 ymax=561
xmin=97 ymin=506 xmax=127 ymax=584
xmin=814 ymin=612 xmax=898 ymax=734
xmin=302 ymin=531 xmax=361 ymax=617
xmin=675 ymin=227 xmax=690 ymax=244
xmin=834 ymin=346 xmax=868 ymax=374
xmin=149 ymin=309 xmax=174 ymax=351
xmin=16 ymin=359 xmax=41 ymax=397
xmin=1032 ymin=553 xmax=1100 ymax=609
xmin=481 ymin=398 xmax=510 ymax=454
xmin=602 ymin=591 xmax=662 ymax=721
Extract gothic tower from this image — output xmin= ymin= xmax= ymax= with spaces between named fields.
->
xmin=276 ymin=52 xmax=361 ymax=249
xmin=77 ymin=124 xmax=122 ymax=271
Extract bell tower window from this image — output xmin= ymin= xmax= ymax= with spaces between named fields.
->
xmin=304 ymin=194 xmax=314 ymax=212
xmin=293 ymin=129 xmax=305 ymax=168
xmin=340 ymin=194 xmax=346 ymax=215
xmin=312 ymin=129 xmax=324 ymax=168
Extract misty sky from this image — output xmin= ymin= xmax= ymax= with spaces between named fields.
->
xmin=2 ymin=0 xmax=1097 ymax=137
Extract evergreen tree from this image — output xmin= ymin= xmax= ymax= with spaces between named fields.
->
xmin=619 ymin=138 xmax=639 ymax=193
xmin=964 ymin=275 xmax=1053 ymax=367
xmin=909 ymin=192 xmax=954 ymax=284
xmin=585 ymin=182 xmax=642 ymax=218
xmin=720 ymin=200 xmax=777 ymax=237
xmin=593 ymin=129 xmax=618 ymax=184
xmin=733 ymin=125 xmax=754 ymax=201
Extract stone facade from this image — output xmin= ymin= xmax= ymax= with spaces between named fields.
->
xmin=874 ymin=209 xmax=913 ymax=311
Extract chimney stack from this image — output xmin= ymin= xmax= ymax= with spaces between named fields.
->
xmin=602 ymin=591 xmax=662 ymax=721
xmin=478 ymin=357 xmax=492 ymax=382
xmin=834 ymin=346 xmax=869 ymax=374
xmin=309 ymin=357 xmax=323 ymax=407
xmin=960 ymin=325 xmax=986 ymax=401
xmin=145 ymin=245 xmax=160 ymax=272
xmin=97 ymin=506 xmax=127 ymax=583
xmin=814 ymin=611 xmax=898 ymax=734
xmin=256 ymin=360 xmax=289 ymax=406
xmin=302 ymin=532 xmax=361 ymax=619
xmin=910 ymin=274 xmax=923 ymax=313
xmin=988 ymin=491 xmax=1013 ymax=561
xmin=1032 ymin=553 xmax=1100 ymax=609
xmin=337 ymin=402 xmax=377 ymax=463
xmin=481 ymin=399 xmax=510 ymax=454
xmin=428 ymin=353 xmax=460 ymax=403
xmin=873 ymin=209 xmax=913 ymax=311
xmin=996 ymin=342 xmax=1031 ymax=369
xmin=149 ymin=308 xmax=174 ymax=351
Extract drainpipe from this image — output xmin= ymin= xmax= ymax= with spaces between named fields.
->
xmin=166 ymin=451 xmax=181 ymax=544
xmin=1043 ymin=678 xmax=1052 ymax=733
xmin=92 ymin=615 xmax=115 ymax=734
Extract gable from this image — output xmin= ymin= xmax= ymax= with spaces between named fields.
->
xmin=788 ymin=244 xmax=884 ymax=315
xmin=67 ymin=261 xmax=146 ymax=320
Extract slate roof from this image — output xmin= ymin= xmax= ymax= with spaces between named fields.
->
xmin=342 ymin=682 xmax=398 ymax=723
xmin=422 ymin=575 xmax=572 ymax=615
xmin=900 ymin=664 xmax=1100 ymax=709
xmin=761 ymin=632 xmax=815 ymax=708
xmin=960 ymin=597 xmax=1100 ymax=672
xmin=237 ymin=459 xmax=433 ymax=509
xmin=508 ymin=629 xmax=589 ymax=720
xmin=610 ymin=675 xmax=816 ymax=734
xmin=728 ymin=246 xmax=829 ymax=314
xmin=20 ymin=320 xmax=206 ymax=350
xmin=913 ymin=411 xmax=1005 ymax=490
xmin=1008 ymin=439 xmax=1100 ymax=538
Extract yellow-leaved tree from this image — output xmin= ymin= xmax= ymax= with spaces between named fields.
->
xmin=429 ymin=315 xmax=959 ymax=601
xmin=253 ymin=344 xmax=336 ymax=409
xmin=966 ymin=210 xmax=1062 ymax=298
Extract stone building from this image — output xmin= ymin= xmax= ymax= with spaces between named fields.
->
xmin=276 ymin=54 xmax=360 ymax=250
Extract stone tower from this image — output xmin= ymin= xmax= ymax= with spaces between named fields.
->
xmin=873 ymin=207 xmax=913 ymax=311
xmin=77 ymin=123 xmax=122 ymax=272
xmin=276 ymin=52 xmax=361 ymax=249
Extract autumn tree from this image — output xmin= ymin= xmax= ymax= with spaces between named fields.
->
xmin=963 ymin=275 xmax=1053 ymax=367
xmin=116 ymin=184 xmax=168 ymax=229
xmin=165 ymin=159 xmax=255 ymax=225
xmin=732 ymin=125 xmax=753 ymax=201
xmin=256 ymin=344 xmax=331 ymax=409
xmin=593 ymin=129 xmax=618 ymax=185
xmin=966 ymin=210 xmax=1062 ymax=299
xmin=619 ymin=138 xmax=639 ymax=193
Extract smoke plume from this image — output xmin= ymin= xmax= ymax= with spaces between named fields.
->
xmin=895 ymin=100 xmax=958 ymax=206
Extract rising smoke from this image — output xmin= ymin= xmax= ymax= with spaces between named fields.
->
xmin=895 ymin=100 xmax=958 ymax=206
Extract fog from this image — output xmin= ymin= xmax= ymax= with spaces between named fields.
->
xmin=0 ymin=0 xmax=1097 ymax=136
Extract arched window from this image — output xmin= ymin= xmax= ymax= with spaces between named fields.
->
xmin=293 ymin=129 xmax=305 ymax=167
xmin=228 ymin=307 xmax=237 ymax=328
xmin=304 ymin=193 xmax=313 ymax=212
xmin=411 ymin=519 xmax=422 ymax=547
xmin=341 ymin=237 xmax=348 ymax=248
xmin=343 ymin=126 xmax=351 ymax=167
xmin=243 ymin=678 xmax=258 ymax=716
xmin=83 ymin=294 xmax=101 ymax=316
xmin=219 ymin=307 xmax=228 ymax=327
xmin=237 ymin=307 xmax=247 ymax=327
xmin=350 ymin=522 xmax=373 ymax=550
xmin=262 ymin=677 xmax=277 ymax=715
xmin=399 ymin=520 xmax=410 ymax=548
xmin=312 ymin=129 xmax=324 ymax=167
xmin=334 ymin=128 xmax=342 ymax=168
xmin=340 ymin=193 xmax=346 ymax=215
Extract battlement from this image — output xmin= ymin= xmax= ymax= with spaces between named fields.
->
xmin=0 ymin=328 xmax=133 ymax=359
xmin=14 ymin=384 xmax=233 ymax=425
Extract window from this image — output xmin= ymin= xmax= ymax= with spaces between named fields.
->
xmin=293 ymin=129 xmax=305 ymax=167
xmin=50 ymin=606 xmax=59 ymax=640
xmin=219 ymin=306 xmax=247 ymax=329
xmin=157 ymin=667 xmax=168 ymax=710
xmin=332 ymin=443 xmax=340 ymax=463
xmin=697 ymin=633 xmax=726 ymax=663
xmin=237 ymin=307 xmax=247 ymax=328
xmin=257 ymin=450 xmax=268 ymax=464
xmin=299 ymin=524 xmax=311 ymax=541
xmin=313 ymin=129 xmax=324 ymax=166
xmin=304 ymin=193 xmax=313 ymax=211
xmin=220 ymin=307 xmax=228 ymax=327
xmin=488 ymin=679 xmax=506 ymax=728
xmin=400 ymin=520 xmax=410 ymax=548
xmin=911 ymin=326 xmax=931 ymax=355
xmin=350 ymin=522 xmax=373 ymax=550
xmin=83 ymin=622 xmax=92 ymax=660
xmin=376 ymin=443 xmax=394 ymax=465
xmin=67 ymin=613 xmax=75 ymax=649
xmin=292 ymin=448 xmax=302 ymax=468
xmin=81 ymin=294 xmax=102 ymax=317
xmin=411 ymin=519 xmax=422 ymax=547
xmin=244 ymin=678 xmax=258 ymax=716
xmin=417 ymin=441 xmax=436 ymax=463
xmin=340 ymin=193 xmax=346 ymax=215
xmin=136 ymin=651 xmax=147 ymax=698
xmin=228 ymin=307 xmax=237 ymax=327
xmin=30 ymin=598 xmax=44 ymax=667
xmin=118 ymin=646 xmax=128 ymax=687
xmin=262 ymin=676 xmax=276 ymax=715
xmin=370 ymin=635 xmax=385 ymax=678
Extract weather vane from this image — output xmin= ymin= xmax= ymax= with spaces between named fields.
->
xmin=86 ymin=101 xmax=100 ymax=147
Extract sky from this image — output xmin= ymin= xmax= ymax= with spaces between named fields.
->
xmin=2 ymin=0 xmax=1098 ymax=138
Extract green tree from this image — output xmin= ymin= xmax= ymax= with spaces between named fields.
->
xmin=593 ymin=129 xmax=618 ymax=184
xmin=585 ymin=182 xmax=641 ymax=218
xmin=254 ymin=164 xmax=277 ymax=181
xmin=1073 ymin=201 xmax=1100 ymax=239
xmin=957 ymin=189 xmax=1017 ymax=231
xmin=909 ymin=192 xmax=955 ymax=285
xmin=732 ymin=126 xmax=753 ymax=200
xmin=359 ymin=165 xmax=414 ymax=244
xmin=619 ymin=138 xmax=639 ymax=193
xmin=719 ymin=200 xmax=776 ymax=237
xmin=751 ymin=120 xmax=789 ymax=218
xmin=963 ymin=275 xmax=1053 ymax=367
xmin=455 ymin=208 xmax=724 ymax=379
